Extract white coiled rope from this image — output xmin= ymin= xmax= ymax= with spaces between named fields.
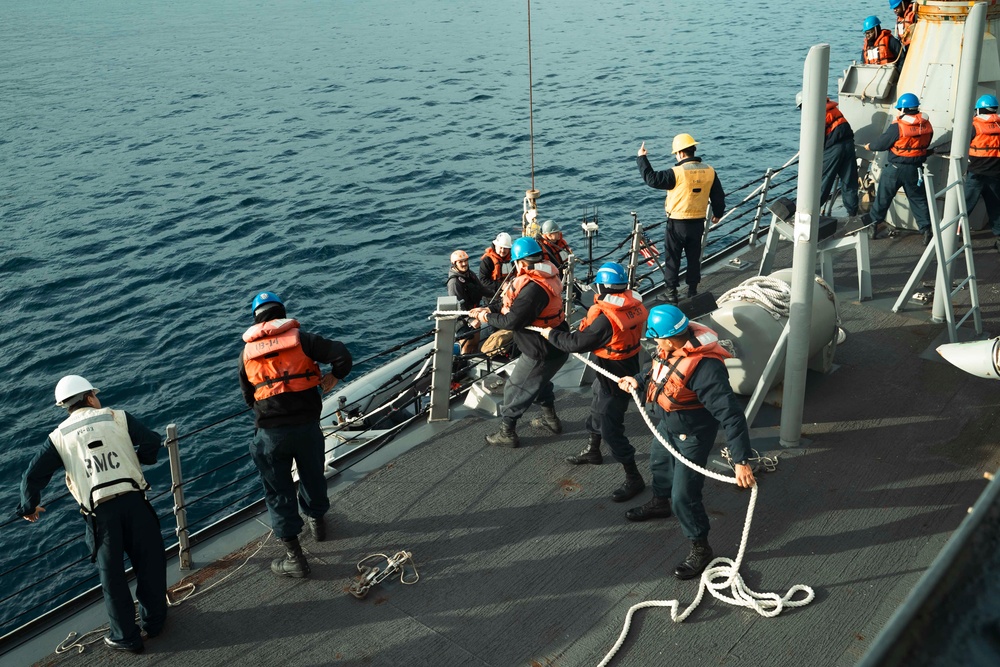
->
xmin=716 ymin=276 xmax=793 ymax=319
xmin=520 ymin=326 xmax=814 ymax=666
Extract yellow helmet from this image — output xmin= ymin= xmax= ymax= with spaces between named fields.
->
xmin=671 ymin=133 xmax=698 ymax=154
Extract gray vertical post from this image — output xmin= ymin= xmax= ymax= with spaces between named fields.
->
xmin=933 ymin=2 xmax=985 ymax=322
xmin=749 ymin=168 xmax=775 ymax=247
xmin=626 ymin=216 xmax=642 ymax=289
xmin=780 ymin=44 xmax=829 ymax=448
xmin=165 ymin=424 xmax=191 ymax=570
xmin=428 ymin=295 xmax=459 ymax=422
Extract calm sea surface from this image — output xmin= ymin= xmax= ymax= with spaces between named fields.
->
xmin=0 ymin=0 xmax=868 ymax=634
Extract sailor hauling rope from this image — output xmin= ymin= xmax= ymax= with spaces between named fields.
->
xmin=17 ymin=375 xmax=168 ymax=654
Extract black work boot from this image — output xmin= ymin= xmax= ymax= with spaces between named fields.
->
xmin=625 ymin=495 xmax=672 ymax=522
xmin=612 ymin=462 xmax=645 ymax=502
xmin=529 ymin=406 xmax=562 ymax=434
xmin=674 ymin=538 xmax=714 ymax=580
xmin=686 ymin=285 xmax=698 ymax=299
xmin=485 ymin=420 xmax=520 ymax=448
xmin=664 ymin=287 xmax=679 ymax=304
xmin=306 ymin=515 xmax=327 ymax=542
xmin=271 ymin=537 xmax=310 ymax=578
xmin=566 ymin=433 xmax=603 ymax=465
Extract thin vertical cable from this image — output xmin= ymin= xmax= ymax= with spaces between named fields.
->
xmin=527 ymin=0 xmax=535 ymax=191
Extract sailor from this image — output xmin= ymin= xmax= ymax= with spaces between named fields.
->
xmin=447 ymin=249 xmax=486 ymax=355
xmin=537 ymin=220 xmax=573 ymax=275
xmin=479 ymin=231 xmax=513 ymax=299
xmin=538 ymin=262 xmax=648 ymax=502
xmin=469 ymin=237 xmax=570 ymax=448
xmin=617 ymin=306 xmax=755 ymax=580
xmin=240 ymin=291 xmax=353 ymax=578
xmin=637 ymin=134 xmax=725 ymax=304
xmin=797 ymin=93 xmax=860 ymax=218
xmin=17 ymin=375 xmax=167 ymax=654
xmin=891 ymin=0 xmax=916 ymax=54
xmin=861 ymin=92 xmax=934 ymax=245
xmin=965 ymin=94 xmax=1000 ymax=252
xmin=862 ymin=15 xmax=901 ymax=66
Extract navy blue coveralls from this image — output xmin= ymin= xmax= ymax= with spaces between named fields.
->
xmin=865 ymin=119 xmax=933 ymax=232
xmin=636 ymin=357 xmax=751 ymax=540
xmin=17 ymin=413 xmax=167 ymax=646
xmin=239 ymin=329 xmax=353 ymax=540
xmin=546 ymin=312 xmax=640 ymax=465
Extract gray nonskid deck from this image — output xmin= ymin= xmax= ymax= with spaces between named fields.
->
xmin=28 ymin=228 xmax=1000 ymax=666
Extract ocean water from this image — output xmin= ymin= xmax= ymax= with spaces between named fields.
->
xmin=0 ymin=0 xmax=868 ymax=635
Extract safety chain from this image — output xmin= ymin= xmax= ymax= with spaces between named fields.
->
xmin=720 ymin=447 xmax=779 ymax=474
xmin=348 ymin=550 xmax=419 ymax=599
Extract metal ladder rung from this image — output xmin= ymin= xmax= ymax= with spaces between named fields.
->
xmin=949 ymin=275 xmax=972 ymax=296
xmin=956 ymin=308 xmax=976 ymax=328
xmin=945 ymin=248 xmax=965 ymax=264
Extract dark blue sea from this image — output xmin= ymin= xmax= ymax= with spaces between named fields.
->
xmin=0 ymin=0 xmax=867 ymax=636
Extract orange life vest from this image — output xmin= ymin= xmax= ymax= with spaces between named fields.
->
xmin=896 ymin=4 xmax=916 ymax=47
xmin=242 ymin=319 xmax=322 ymax=401
xmin=481 ymin=246 xmax=512 ymax=281
xmin=578 ymin=290 xmax=648 ymax=360
xmin=970 ymin=114 xmax=1000 ymax=158
xmin=539 ymin=236 xmax=572 ymax=268
xmin=863 ymin=29 xmax=896 ymax=65
xmin=890 ymin=113 xmax=933 ymax=158
xmin=501 ymin=261 xmax=565 ymax=327
xmin=646 ymin=322 xmax=731 ymax=412
xmin=825 ymin=100 xmax=848 ymax=136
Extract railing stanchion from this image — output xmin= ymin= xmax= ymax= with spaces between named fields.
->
xmin=626 ymin=213 xmax=642 ymax=289
xmin=165 ymin=424 xmax=192 ymax=571
xmin=563 ymin=254 xmax=575 ymax=320
xmin=428 ymin=296 xmax=458 ymax=422
xmin=749 ymin=167 xmax=775 ymax=247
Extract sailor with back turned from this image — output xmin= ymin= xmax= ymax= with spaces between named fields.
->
xmin=17 ymin=375 xmax=167 ymax=654
xmin=637 ymin=134 xmax=725 ymax=305
xmin=240 ymin=291 xmax=352 ymax=578
xmin=538 ymin=262 xmax=649 ymax=503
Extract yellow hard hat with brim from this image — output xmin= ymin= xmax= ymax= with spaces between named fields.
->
xmin=672 ymin=133 xmax=698 ymax=154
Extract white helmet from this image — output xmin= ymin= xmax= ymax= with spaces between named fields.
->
xmin=54 ymin=375 xmax=98 ymax=407
xmin=493 ymin=232 xmax=513 ymax=249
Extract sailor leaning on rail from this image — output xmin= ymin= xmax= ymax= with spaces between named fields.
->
xmin=616 ymin=305 xmax=755 ymax=581
xmin=240 ymin=291 xmax=353 ymax=578
xmin=468 ymin=236 xmax=569 ymax=448
xmin=637 ymin=133 xmax=725 ymax=305
xmin=16 ymin=375 xmax=167 ymax=654
xmin=537 ymin=262 xmax=648 ymax=503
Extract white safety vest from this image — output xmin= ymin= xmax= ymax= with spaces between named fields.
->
xmin=49 ymin=407 xmax=149 ymax=513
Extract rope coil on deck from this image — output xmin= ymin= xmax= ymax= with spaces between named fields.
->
xmin=717 ymin=275 xmax=793 ymax=319
xmin=517 ymin=327 xmax=815 ymax=665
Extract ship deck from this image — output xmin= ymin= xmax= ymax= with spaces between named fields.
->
xmin=20 ymin=226 xmax=1000 ymax=667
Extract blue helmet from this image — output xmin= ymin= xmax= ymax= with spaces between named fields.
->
xmin=863 ymin=15 xmax=881 ymax=32
xmin=594 ymin=262 xmax=628 ymax=287
xmin=251 ymin=291 xmax=283 ymax=314
xmin=889 ymin=0 xmax=902 ymax=9
xmin=895 ymin=92 xmax=920 ymax=110
xmin=976 ymin=94 xmax=999 ymax=110
xmin=645 ymin=305 xmax=689 ymax=339
xmin=510 ymin=236 xmax=543 ymax=261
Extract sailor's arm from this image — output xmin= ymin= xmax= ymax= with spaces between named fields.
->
xmin=478 ymin=282 xmax=546 ymax=330
xmin=689 ymin=359 xmax=755 ymax=488
xmin=302 ymin=332 xmax=354 ymax=391
xmin=124 ymin=412 xmax=162 ymax=465
xmin=16 ymin=438 xmax=64 ymax=520
xmin=709 ymin=174 xmax=726 ymax=222
xmin=865 ymin=124 xmax=900 ymax=153
xmin=541 ymin=315 xmax=612 ymax=353
xmin=637 ymin=153 xmax=677 ymax=190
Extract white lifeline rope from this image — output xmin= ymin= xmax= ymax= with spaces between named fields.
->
xmin=523 ymin=327 xmax=814 ymax=666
